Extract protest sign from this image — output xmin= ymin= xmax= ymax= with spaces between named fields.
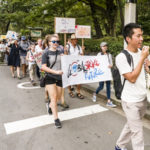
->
xmin=75 ymin=25 xmax=91 ymax=39
xmin=33 ymin=52 xmax=43 ymax=69
xmin=55 ymin=17 xmax=76 ymax=33
xmin=61 ymin=55 xmax=112 ymax=88
xmin=6 ymin=31 xmax=18 ymax=39
xmin=0 ymin=35 xmax=6 ymax=40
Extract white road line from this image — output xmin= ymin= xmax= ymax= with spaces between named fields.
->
xmin=17 ymin=82 xmax=41 ymax=89
xmin=4 ymin=104 xmax=108 ymax=135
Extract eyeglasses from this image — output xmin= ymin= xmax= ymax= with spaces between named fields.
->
xmin=50 ymin=40 xmax=60 ymax=44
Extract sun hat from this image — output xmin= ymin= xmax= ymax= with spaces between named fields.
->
xmin=70 ymin=34 xmax=77 ymax=40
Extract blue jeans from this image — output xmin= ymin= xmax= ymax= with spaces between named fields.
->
xmin=95 ymin=81 xmax=111 ymax=99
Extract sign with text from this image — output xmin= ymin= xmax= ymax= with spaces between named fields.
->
xmin=33 ymin=51 xmax=43 ymax=69
xmin=0 ymin=35 xmax=6 ymax=40
xmin=6 ymin=31 xmax=18 ymax=39
xmin=61 ymin=55 xmax=112 ymax=88
xmin=55 ymin=17 xmax=76 ymax=33
xmin=31 ymin=30 xmax=41 ymax=37
xmin=75 ymin=25 xmax=91 ymax=39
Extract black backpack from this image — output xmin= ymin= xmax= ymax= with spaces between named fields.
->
xmin=112 ymin=50 xmax=134 ymax=100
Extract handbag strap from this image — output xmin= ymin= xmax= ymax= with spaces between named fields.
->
xmin=47 ymin=50 xmax=58 ymax=69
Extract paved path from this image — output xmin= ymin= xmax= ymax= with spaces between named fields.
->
xmin=0 ymin=65 xmax=150 ymax=150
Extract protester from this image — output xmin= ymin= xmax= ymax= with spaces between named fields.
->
xmin=19 ymin=36 xmax=30 ymax=77
xmin=53 ymin=34 xmax=69 ymax=110
xmin=7 ymin=39 xmax=22 ymax=79
xmin=41 ymin=34 xmax=63 ymax=128
xmin=35 ymin=38 xmax=43 ymax=79
xmin=44 ymin=34 xmax=69 ymax=110
xmin=26 ymin=44 xmax=36 ymax=85
xmin=115 ymin=23 xmax=149 ymax=150
xmin=66 ymin=34 xmax=84 ymax=99
xmin=92 ymin=42 xmax=116 ymax=107
xmin=0 ymin=40 xmax=7 ymax=62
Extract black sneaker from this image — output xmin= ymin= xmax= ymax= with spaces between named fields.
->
xmin=47 ymin=101 xmax=52 ymax=115
xmin=54 ymin=119 xmax=62 ymax=128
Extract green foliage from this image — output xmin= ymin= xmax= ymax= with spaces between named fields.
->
xmin=84 ymin=36 xmax=123 ymax=56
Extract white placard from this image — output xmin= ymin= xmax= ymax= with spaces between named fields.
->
xmin=33 ymin=52 xmax=43 ymax=69
xmin=6 ymin=31 xmax=18 ymax=39
xmin=55 ymin=17 xmax=76 ymax=33
xmin=75 ymin=25 xmax=91 ymax=39
xmin=61 ymin=55 xmax=112 ymax=88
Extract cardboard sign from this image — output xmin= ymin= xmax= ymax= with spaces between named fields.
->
xmin=61 ymin=55 xmax=112 ymax=88
xmin=55 ymin=17 xmax=76 ymax=33
xmin=75 ymin=25 xmax=91 ymax=39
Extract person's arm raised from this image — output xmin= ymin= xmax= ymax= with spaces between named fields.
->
xmin=123 ymin=46 xmax=149 ymax=83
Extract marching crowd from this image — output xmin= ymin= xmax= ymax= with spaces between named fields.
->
xmin=0 ymin=23 xmax=150 ymax=150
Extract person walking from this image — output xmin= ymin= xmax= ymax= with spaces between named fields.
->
xmin=26 ymin=44 xmax=36 ymax=85
xmin=41 ymin=34 xmax=63 ymax=128
xmin=7 ymin=39 xmax=22 ymax=79
xmin=66 ymin=34 xmax=84 ymax=99
xmin=115 ymin=23 xmax=149 ymax=150
xmin=92 ymin=42 xmax=116 ymax=107
xmin=19 ymin=36 xmax=30 ymax=77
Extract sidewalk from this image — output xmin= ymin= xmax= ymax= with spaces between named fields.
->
xmin=81 ymin=82 xmax=150 ymax=120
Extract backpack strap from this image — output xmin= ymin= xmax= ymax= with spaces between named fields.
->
xmin=67 ymin=44 xmax=70 ymax=55
xmin=121 ymin=50 xmax=134 ymax=93
xmin=68 ymin=44 xmax=81 ymax=55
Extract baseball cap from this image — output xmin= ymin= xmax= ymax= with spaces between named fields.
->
xmin=100 ymin=42 xmax=108 ymax=47
xmin=71 ymin=34 xmax=77 ymax=40
xmin=21 ymin=36 xmax=26 ymax=40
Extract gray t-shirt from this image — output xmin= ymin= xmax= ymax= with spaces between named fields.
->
xmin=42 ymin=49 xmax=62 ymax=72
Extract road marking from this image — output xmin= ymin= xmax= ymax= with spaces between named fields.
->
xmin=4 ymin=104 xmax=108 ymax=135
xmin=17 ymin=82 xmax=41 ymax=89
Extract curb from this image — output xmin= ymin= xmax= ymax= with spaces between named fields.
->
xmin=82 ymin=84 xmax=150 ymax=121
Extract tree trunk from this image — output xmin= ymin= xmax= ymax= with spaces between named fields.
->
xmin=116 ymin=0 xmax=124 ymax=32
xmin=5 ymin=21 xmax=10 ymax=33
xmin=105 ymin=0 xmax=117 ymax=36
xmin=89 ymin=0 xmax=103 ymax=38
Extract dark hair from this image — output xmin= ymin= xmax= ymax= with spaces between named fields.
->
xmin=123 ymin=23 xmax=142 ymax=43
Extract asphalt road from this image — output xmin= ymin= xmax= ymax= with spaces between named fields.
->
xmin=0 ymin=65 xmax=150 ymax=150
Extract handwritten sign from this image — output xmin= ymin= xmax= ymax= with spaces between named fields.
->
xmin=75 ymin=25 xmax=91 ymax=39
xmin=61 ymin=55 xmax=112 ymax=88
xmin=33 ymin=52 xmax=43 ymax=69
xmin=6 ymin=31 xmax=18 ymax=39
xmin=55 ymin=17 xmax=76 ymax=33
xmin=0 ymin=35 xmax=6 ymax=40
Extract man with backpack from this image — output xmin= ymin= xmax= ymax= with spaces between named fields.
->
xmin=115 ymin=23 xmax=149 ymax=150
xmin=65 ymin=34 xmax=85 ymax=99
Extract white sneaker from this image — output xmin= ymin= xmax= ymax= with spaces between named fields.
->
xmin=106 ymin=101 xmax=116 ymax=108
xmin=92 ymin=93 xmax=97 ymax=102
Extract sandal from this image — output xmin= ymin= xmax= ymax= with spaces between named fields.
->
xmin=69 ymin=91 xmax=75 ymax=98
xmin=76 ymin=93 xmax=84 ymax=99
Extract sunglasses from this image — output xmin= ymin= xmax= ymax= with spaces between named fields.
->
xmin=51 ymin=40 xmax=60 ymax=44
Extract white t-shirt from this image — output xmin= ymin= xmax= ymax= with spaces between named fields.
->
xmin=97 ymin=52 xmax=113 ymax=65
xmin=35 ymin=45 xmax=43 ymax=53
xmin=116 ymin=49 xmax=146 ymax=102
xmin=66 ymin=43 xmax=83 ymax=56
xmin=0 ymin=44 xmax=6 ymax=52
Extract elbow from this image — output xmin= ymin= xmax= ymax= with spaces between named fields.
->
xmin=130 ymin=79 xmax=136 ymax=83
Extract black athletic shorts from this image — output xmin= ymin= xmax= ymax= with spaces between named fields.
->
xmin=45 ymin=76 xmax=62 ymax=87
